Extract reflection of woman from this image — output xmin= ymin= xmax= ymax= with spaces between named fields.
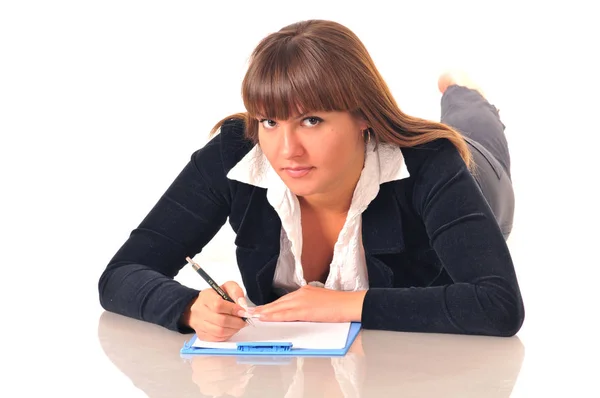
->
xmin=98 ymin=311 xmax=523 ymax=397
xmin=99 ymin=19 xmax=524 ymax=341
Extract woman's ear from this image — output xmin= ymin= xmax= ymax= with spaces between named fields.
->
xmin=351 ymin=111 xmax=369 ymax=131
xmin=358 ymin=121 xmax=369 ymax=133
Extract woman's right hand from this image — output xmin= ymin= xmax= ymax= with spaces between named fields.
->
xmin=182 ymin=281 xmax=250 ymax=342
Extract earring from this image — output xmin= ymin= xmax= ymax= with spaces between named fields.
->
xmin=363 ymin=128 xmax=371 ymax=144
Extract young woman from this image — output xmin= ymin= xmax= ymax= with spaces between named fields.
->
xmin=99 ymin=19 xmax=524 ymax=342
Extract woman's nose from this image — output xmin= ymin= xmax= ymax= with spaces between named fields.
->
xmin=280 ymin=127 xmax=304 ymax=159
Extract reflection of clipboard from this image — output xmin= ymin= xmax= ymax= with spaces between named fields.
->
xmin=180 ymin=322 xmax=361 ymax=357
xmin=235 ymin=356 xmax=294 ymax=365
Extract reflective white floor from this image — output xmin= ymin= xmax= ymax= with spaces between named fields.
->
xmin=2 ymin=1 xmax=599 ymax=397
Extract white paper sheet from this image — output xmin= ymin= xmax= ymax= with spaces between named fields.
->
xmin=192 ymin=320 xmax=351 ymax=350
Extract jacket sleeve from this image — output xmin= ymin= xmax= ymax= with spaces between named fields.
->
xmin=361 ymin=140 xmax=525 ymax=337
xmin=98 ymin=130 xmax=232 ymax=333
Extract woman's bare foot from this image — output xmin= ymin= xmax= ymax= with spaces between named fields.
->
xmin=438 ymin=70 xmax=486 ymax=98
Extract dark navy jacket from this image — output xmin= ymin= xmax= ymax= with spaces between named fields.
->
xmin=98 ymin=118 xmax=525 ymax=337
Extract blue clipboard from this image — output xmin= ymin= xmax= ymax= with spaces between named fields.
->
xmin=180 ymin=322 xmax=361 ymax=357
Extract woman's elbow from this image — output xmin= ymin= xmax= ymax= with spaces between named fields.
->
xmin=491 ymin=308 xmax=524 ymax=337
xmin=98 ymin=267 xmax=113 ymax=310
xmin=483 ymin=292 xmax=525 ymax=337
xmin=98 ymin=262 xmax=126 ymax=312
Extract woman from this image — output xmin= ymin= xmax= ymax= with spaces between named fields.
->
xmin=98 ymin=19 xmax=524 ymax=342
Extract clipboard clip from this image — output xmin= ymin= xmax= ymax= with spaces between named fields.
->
xmin=236 ymin=342 xmax=293 ymax=353
xmin=182 ymin=339 xmax=193 ymax=350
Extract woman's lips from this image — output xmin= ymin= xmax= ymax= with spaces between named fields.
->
xmin=283 ymin=167 xmax=314 ymax=178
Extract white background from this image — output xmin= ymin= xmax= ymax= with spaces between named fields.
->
xmin=1 ymin=0 xmax=599 ymax=396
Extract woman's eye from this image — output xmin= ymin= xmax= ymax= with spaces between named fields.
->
xmin=259 ymin=119 xmax=277 ymax=128
xmin=302 ymin=117 xmax=323 ymax=127
xmin=258 ymin=117 xmax=322 ymax=129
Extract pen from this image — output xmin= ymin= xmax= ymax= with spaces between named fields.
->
xmin=185 ymin=256 xmax=254 ymax=326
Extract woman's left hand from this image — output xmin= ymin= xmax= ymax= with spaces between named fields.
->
xmin=252 ymin=285 xmax=367 ymax=322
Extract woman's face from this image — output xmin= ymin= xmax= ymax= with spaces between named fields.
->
xmin=257 ymin=110 xmax=368 ymax=199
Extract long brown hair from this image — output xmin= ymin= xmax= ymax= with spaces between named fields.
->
xmin=210 ymin=19 xmax=473 ymax=169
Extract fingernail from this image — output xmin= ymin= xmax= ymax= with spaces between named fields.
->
xmin=238 ymin=310 xmax=252 ymax=318
xmin=237 ymin=297 xmax=248 ymax=308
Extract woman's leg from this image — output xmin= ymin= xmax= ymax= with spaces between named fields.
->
xmin=438 ymin=72 xmax=515 ymax=240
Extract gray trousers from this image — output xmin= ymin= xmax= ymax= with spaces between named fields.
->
xmin=440 ymin=85 xmax=514 ymax=240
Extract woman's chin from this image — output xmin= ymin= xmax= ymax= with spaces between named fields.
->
xmin=288 ymin=186 xmax=317 ymax=198
xmin=284 ymin=181 xmax=320 ymax=198
xmin=279 ymin=173 xmax=319 ymax=197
